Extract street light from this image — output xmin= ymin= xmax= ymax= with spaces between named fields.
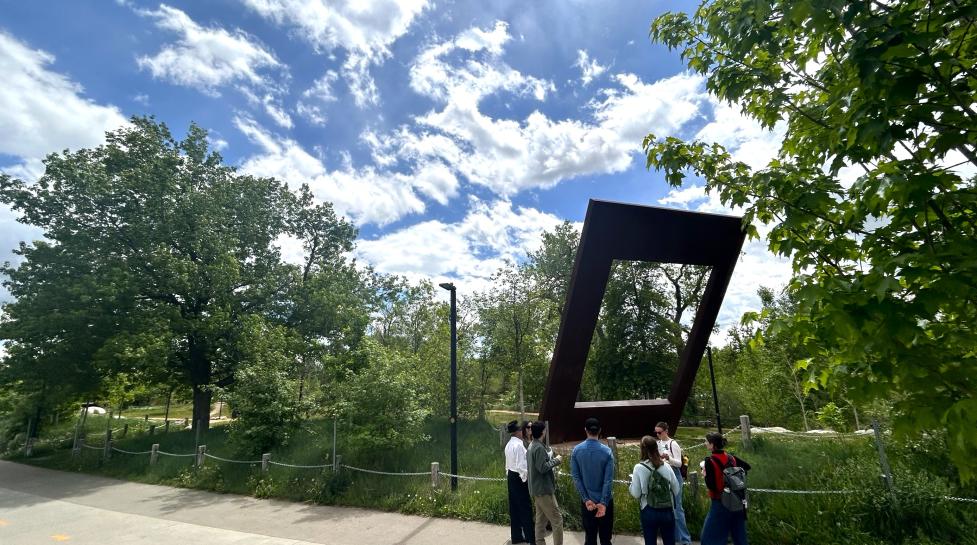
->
xmin=438 ymin=282 xmax=458 ymax=491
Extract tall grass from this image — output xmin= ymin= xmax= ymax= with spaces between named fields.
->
xmin=9 ymin=416 xmax=976 ymax=545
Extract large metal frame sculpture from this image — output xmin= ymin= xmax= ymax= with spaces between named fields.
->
xmin=539 ymin=199 xmax=746 ymax=443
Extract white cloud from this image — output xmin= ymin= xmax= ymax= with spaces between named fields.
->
xmin=0 ymin=31 xmax=127 ymax=166
xmin=137 ymin=4 xmax=282 ymax=95
xmin=0 ymin=31 xmax=124 ymax=302
xmin=240 ymin=0 xmax=430 ymax=106
xmin=261 ymin=95 xmax=293 ymax=129
xmin=355 ymin=198 xmax=563 ymax=293
xmin=234 ymin=116 xmax=458 ymax=226
xmin=694 ymin=101 xmax=785 ymax=170
xmin=387 ymin=21 xmax=709 ymax=197
xmin=575 ymin=49 xmax=607 ymax=86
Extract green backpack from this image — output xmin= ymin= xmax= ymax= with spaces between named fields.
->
xmin=641 ymin=462 xmax=674 ymax=509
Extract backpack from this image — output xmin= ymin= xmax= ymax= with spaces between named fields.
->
xmin=665 ymin=440 xmax=689 ymax=479
xmin=710 ymin=455 xmax=748 ymax=512
xmin=641 ymin=462 xmax=674 ymax=509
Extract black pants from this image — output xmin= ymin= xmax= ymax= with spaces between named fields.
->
xmin=507 ymin=470 xmax=535 ymax=543
xmin=580 ymin=499 xmax=614 ymax=545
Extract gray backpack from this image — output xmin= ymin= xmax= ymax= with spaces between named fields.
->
xmin=712 ymin=456 xmax=748 ymax=512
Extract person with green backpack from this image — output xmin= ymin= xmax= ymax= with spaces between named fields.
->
xmin=629 ymin=436 xmax=680 ymax=545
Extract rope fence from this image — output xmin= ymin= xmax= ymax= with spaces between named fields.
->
xmin=61 ymin=416 xmax=977 ymax=506
xmin=267 ymin=461 xmax=333 ymax=469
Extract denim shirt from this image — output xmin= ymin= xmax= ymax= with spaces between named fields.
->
xmin=570 ymin=438 xmax=614 ymax=505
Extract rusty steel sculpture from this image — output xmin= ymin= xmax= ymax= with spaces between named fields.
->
xmin=539 ymin=199 xmax=746 ymax=443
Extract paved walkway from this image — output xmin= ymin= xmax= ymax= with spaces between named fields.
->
xmin=0 ymin=461 xmax=658 ymax=544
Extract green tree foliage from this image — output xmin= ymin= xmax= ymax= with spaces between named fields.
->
xmin=646 ymin=0 xmax=977 ymax=480
xmin=0 ymin=118 xmax=359 ymax=432
xmin=474 ymin=264 xmax=549 ymax=420
xmin=332 ymin=338 xmax=431 ymax=449
xmin=223 ymin=316 xmax=308 ymax=454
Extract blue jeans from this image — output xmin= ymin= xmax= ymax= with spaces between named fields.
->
xmin=700 ymin=499 xmax=748 ymax=545
xmin=640 ymin=506 xmax=675 ymax=545
xmin=671 ymin=467 xmax=691 ymax=544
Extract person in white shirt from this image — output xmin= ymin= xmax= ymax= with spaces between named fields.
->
xmin=655 ymin=422 xmax=691 ymax=545
xmin=630 ymin=436 xmax=681 ymax=545
xmin=505 ymin=420 xmax=535 ymax=544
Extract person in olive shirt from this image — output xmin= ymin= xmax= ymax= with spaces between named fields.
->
xmin=527 ymin=421 xmax=564 ymax=545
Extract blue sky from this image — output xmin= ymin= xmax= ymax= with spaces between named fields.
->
xmin=0 ymin=0 xmax=791 ymax=334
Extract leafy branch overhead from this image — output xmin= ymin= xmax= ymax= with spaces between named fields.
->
xmin=646 ymin=0 xmax=977 ymax=480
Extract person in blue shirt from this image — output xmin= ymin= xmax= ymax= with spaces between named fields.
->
xmin=570 ymin=417 xmax=615 ymax=545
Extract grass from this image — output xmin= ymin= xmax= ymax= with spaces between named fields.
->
xmin=8 ymin=415 xmax=976 ymax=545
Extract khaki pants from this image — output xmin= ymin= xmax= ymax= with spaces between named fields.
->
xmin=533 ymin=494 xmax=563 ymax=545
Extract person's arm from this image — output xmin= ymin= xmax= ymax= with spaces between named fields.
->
xmin=667 ymin=440 xmax=682 ymax=468
xmin=704 ymin=456 xmax=720 ymax=494
xmin=532 ymin=444 xmax=561 ymax=475
xmin=516 ymin=444 xmax=528 ymax=482
xmin=570 ymin=450 xmax=590 ymax=501
xmin=600 ymin=449 xmax=614 ymax=506
xmin=628 ymin=463 xmax=645 ymax=500
xmin=734 ymin=456 xmax=752 ymax=472
xmin=660 ymin=465 xmax=681 ymax=497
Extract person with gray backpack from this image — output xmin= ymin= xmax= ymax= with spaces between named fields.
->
xmin=629 ymin=436 xmax=680 ymax=545
xmin=700 ymin=432 xmax=752 ymax=545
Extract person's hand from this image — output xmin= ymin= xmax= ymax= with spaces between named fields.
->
xmin=595 ymin=503 xmax=606 ymax=518
xmin=584 ymin=500 xmax=596 ymax=511
xmin=660 ymin=451 xmax=670 ymax=460
xmin=553 ymin=454 xmax=562 ymax=463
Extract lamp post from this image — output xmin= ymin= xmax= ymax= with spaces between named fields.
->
xmin=438 ymin=282 xmax=458 ymax=491
xmin=707 ymin=346 xmax=723 ymax=435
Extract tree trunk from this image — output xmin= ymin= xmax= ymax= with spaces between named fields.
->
xmin=188 ymin=334 xmax=211 ymax=432
xmin=192 ymin=384 xmax=211 ymax=433
xmin=164 ymin=387 xmax=173 ymax=424
xmin=518 ymin=368 xmax=525 ymax=423
xmin=799 ymin=396 xmax=810 ymax=431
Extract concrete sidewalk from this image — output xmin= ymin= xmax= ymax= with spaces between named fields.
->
xmin=0 ymin=460 xmax=654 ymax=544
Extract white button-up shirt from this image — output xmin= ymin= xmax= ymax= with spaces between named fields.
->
xmin=504 ymin=436 xmax=529 ymax=482
xmin=657 ymin=438 xmax=683 ymax=469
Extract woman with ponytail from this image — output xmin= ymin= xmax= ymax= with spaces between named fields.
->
xmin=700 ymin=432 xmax=751 ymax=545
xmin=629 ymin=435 xmax=680 ymax=545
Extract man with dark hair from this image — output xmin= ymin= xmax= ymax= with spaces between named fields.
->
xmin=655 ymin=421 xmax=691 ymax=545
xmin=528 ymin=421 xmax=563 ymax=545
xmin=505 ymin=420 xmax=535 ymax=544
xmin=570 ymin=417 xmax=615 ymax=545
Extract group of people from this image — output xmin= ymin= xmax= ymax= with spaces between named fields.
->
xmin=503 ymin=418 xmax=750 ymax=545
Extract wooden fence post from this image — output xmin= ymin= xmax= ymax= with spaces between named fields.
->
xmin=24 ymin=437 xmax=34 ymax=457
xmin=499 ymin=424 xmax=505 ymax=447
xmin=334 ymin=454 xmax=342 ymax=473
xmin=164 ymin=420 xmax=170 ymax=433
xmin=196 ymin=445 xmax=206 ymax=468
xmin=149 ymin=424 xmax=156 ymax=436
xmin=104 ymin=428 xmax=113 ymax=460
xmin=150 ymin=444 xmax=159 ymax=465
xmin=262 ymin=453 xmax=271 ymax=473
xmin=122 ymin=423 xmax=129 ymax=438
xmin=689 ymin=470 xmax=699 ymax=501
xmin=74 ymin=437 xmax=84 ymax=457
xmin=431 ymin=462 xmax=440 ymax=487
xmin=740 ymin=415 xmax=752 ymax=450
xmin=144 ymin=414 xmax=149 ymax=422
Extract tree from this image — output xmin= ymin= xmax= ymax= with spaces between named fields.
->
xmin=475 ymin=264 xmax=549 ymax=421
xmin=0 ymin=118 xmax=359 ymax=432
xmin=646 ymin=0 xmax=977 ymax=479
